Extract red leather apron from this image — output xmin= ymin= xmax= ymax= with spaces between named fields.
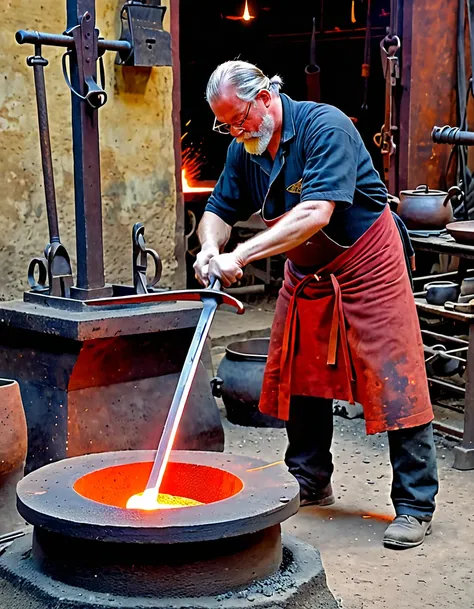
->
xmin=259 ymin=206 xmax=433 ymax=435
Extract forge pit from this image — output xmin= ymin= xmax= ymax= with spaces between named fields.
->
xmin=0 ymin=450 xmax=338 ymax=608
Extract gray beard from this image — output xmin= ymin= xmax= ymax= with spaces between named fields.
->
xmin=239 ymin=114 xmax=274 ymax=156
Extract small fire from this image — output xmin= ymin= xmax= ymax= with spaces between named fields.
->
xmin=182 ymin=169 xmax=213 ymax=193
xmin=243 ymin=0 xmax=252 ymax=21
xmin=225 ymin=0 xmax=255 ymax=21
xmin=126 ymin=488 xmax=203 ymax=511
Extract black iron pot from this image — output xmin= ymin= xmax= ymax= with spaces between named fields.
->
xmin=214 ymin=338 xmax=284 ymax=428
xmin=398 ymin=184 xmax=462 ymax=229
xmin=425 ymin=344 xmax=461 ymax=377
xmin=424 ymin=281 xmax=460 ymax=305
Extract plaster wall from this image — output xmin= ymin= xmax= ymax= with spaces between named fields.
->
xmin=0 ymin=0 xmax=183 ymax=300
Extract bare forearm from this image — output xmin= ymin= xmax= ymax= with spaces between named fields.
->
xmin=233 ymin=200 xmax=335 ymax=265
xmin=197 ymin=211 xmax=232 ymax=253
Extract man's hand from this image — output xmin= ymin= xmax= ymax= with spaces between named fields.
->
xmin=208 ymin=253 xmax=244 ymax=287
xmin=193 ymin=246 xmax=219 ymax=286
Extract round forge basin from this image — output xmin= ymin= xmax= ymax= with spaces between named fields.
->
xmin=73 ymin=460 xmax=244 ymax=509
xmin=16 ymin=450 xmax=300 ymax=597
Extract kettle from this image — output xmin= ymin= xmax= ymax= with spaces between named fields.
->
xmin=397 ymin=184 xmax=462 ymax=230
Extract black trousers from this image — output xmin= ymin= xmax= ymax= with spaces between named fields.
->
xmin=285 ymin=396 xmax=439 ymax=521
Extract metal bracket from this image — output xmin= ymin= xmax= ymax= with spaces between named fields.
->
xmin=67 ymin=11 xmax=107 ymax=108
xmin=116 ymin=0 xmax=172 ymax=67
xmin=132 ymin=222 xmax=162 ymax=295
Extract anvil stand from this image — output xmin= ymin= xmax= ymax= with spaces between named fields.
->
xmin=0 ymin=0 xmax=224 ymax=475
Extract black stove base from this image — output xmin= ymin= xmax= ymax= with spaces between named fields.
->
xmin=0 ymin=534 xmax=339 ymax=609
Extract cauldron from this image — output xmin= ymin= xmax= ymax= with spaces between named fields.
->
xmin=215 ymin=338 xmax=284 ymax=428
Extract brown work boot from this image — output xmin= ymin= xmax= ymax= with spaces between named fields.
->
xmin=383 ymin=515 xmax=432 ymax=549
xmin=299 ymin=483 xmax=335 ymax=507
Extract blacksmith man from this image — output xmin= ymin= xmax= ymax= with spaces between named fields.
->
xmin=194 ymin=60 xmax=439 ymax=549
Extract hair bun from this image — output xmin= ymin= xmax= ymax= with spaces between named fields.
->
xmin=269 ymin=75 xmax=283 ymax=90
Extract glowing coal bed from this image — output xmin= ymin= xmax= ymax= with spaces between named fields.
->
xmin=0 ymin=450 xmax=339 ymax=608
xmin=73 ymin=459 xmax=244 ymax=511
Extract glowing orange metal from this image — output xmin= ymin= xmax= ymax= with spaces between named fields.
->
xmin=126 ymin=490 xmax=202 ymax=511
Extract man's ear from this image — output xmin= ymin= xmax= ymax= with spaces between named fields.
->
xmin=258 ymin=89 xmax=272 ymax=108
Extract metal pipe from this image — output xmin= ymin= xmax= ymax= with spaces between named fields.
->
xmin=428 ymin=377 xmax=465 ymax=394
xmin=432 ymin=125 xmax=474 ymax=146
xmin=28 ymin=49 xmax=59 ymax=243
xmin=16 ymin=29 xmax=131 ymax=54
xmin=421 ymin=329 xmax=468 ymax=346
xmin=432 ymin=420 xmax=463 ymax=440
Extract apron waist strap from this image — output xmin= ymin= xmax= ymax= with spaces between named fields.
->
xmin=278 ymin=273 xmax=354 ymax=417
xmin=328 ymin=274 xmax=355 ymax=402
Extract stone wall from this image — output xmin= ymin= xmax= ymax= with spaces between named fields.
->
xmin=0 ymin=0 xmax=183 ymax=300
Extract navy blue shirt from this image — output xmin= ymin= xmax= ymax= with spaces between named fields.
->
xmin=205 ymin=94 xmax=388 ymax=246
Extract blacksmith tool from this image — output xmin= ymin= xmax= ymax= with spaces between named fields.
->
xmin=132 ymin=222 xmax=162 ymax=294
xmin=86 ymin=279 xmax=244 ymax=506
xmin=26 ymin=43 xmax=73 ymax=297
xmin=64 ymin=12 xmax=108 ymax=109
xmin=373 ymin=33 xmax=400 ymax=190
xmin=305 ymin=18 xmax=321 ymax=103
xmin=144 ymin=277 xmax=227 ymax=499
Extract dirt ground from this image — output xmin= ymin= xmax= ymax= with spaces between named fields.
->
xmin=210 ymin=300 xmax=474 ymax=609
xmin=222 ymin=409 xmax=474 ymax=609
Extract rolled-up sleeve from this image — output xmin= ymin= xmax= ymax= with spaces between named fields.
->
xmin=300 ymin=118 xmax=361 ymax=210
xmin=205 ymin=143 xmax=253 ymax=226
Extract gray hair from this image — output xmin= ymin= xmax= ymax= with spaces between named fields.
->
xmin=206 ymin=60 xmax=283 ymax=104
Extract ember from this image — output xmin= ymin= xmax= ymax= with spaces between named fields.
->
xmin=126 ymin=489 xmax=203 ymax=510
xmin=181 ymin=144 xmax=213 ymax=193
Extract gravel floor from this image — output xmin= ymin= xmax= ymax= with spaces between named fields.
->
xmin=222 ymin=406 xmax=474 ymax=609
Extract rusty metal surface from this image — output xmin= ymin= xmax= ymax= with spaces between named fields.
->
xmin=86 ymin=287 xmax=246 ymax=315
xmin=398 ymin=0 xmax=458 ymax=191
xmin=17 ymin=450 xmax=299 ymax=544
xmin=0 ymin=303 xmax=223 ymax=472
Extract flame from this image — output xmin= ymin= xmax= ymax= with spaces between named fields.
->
xmin=182 ymin=169 xmax=213 ymax=193
xmin=225 ymin=0 xmax=255 ymax=21
xmin=126 ymin=488 xmax=203 ymax=511
xmin=243 ymin=0 xmax=252 ymax=21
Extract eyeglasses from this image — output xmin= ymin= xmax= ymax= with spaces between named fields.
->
xmin=212 ymin=101 xmax=252 ymax=135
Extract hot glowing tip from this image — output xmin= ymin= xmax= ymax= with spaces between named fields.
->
xmin=126 ymin=488 xmax=203 ymax=511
